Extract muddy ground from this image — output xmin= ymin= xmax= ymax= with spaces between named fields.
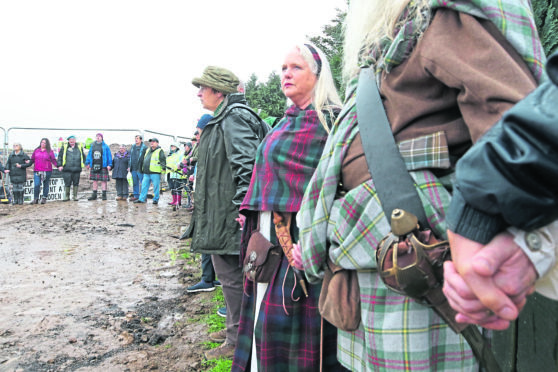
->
xmin=0 ymin=188 xmax=225 ymax=372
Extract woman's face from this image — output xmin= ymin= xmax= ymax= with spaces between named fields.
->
xmin=281 ymin=48 xmax=317 ymax=108
xmin=40 ymin=140 xmax=47 ymax=149
xmin=120 ymin=146 xmax=126 ymax=153
xmin=13 ymin=144 xmax=21 ymax=152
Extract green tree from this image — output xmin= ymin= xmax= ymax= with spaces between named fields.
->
xmin=532 ymin=0 xmax=558 ymax=55
xmin=245 ymin=72 xmax=285 ymax=119
xmin=308 ymin=7 xmax=346 ymax=98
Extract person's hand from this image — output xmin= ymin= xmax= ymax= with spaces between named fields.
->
xmin=236 ymin=214 xmax=246 ymax=229
xmin=292 ymin=242 xmax=304 ymax=271
xmin=15 ymin=163 xmax=20 ymax=168
xmin=25 ymin=160 xmax=30 ymax=164
xmin=86 ymin=165 xmax=90 ymax=170
xmin=444 ymin=261 xmax=512 ymax=329
xmin=446 ymin=230 xmax=537 ymax=329
xmin=107 ymin=166 xmax=111 ymax=171
xmin=58 ymin=166 xmax=63 ymax=172
xmin=189 ymin=175 xmax=194 ymax=182
xmin=4 ymin=169 xmax=9 ymax=173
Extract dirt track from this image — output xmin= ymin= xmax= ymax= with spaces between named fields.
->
xmin=0 ymin=191 xmax=224 ymax=372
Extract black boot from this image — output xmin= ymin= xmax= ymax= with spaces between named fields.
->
xmin=19 ymin=192 xmax=24 ymax=205
xmin=102 ymin=191 xmax=107 ymax=200
xmin=88 ymin=191 xmax=98 ymax=201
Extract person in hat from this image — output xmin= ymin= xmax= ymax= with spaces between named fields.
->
xmin=57 ymin=135 xmax=86 ymax=201
xmin=182 ymin=66 xmax=269 ymax=359
xmin=134 ymin=138 xmax=166 ymax=205
xmin=128 ymin=134 xmax=147 ymax=201
xmin=186 ymin=115 xmax=222 ymax=296
xmin=85 ymin=133 xmax=112 ymax=201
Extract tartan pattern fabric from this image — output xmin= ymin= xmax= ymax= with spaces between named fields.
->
xmin=241 ymin=105 xmax=329 ymax=213
xmin=368 ymin=0 xmax=546 ymax=82
xmin=297 ymin=80 xmax=477 ymax=370
xmin=232 ymin=215 xmax=346 ymax=372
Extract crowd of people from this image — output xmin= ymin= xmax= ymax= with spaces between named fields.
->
xmin=0 ymin=131 xmax=199 ymax=206
xmin=2 ymin=0 xmax=557 ymax=370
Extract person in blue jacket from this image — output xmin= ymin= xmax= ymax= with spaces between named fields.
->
xmin=85 ymin=133 xmax=112 ymax=201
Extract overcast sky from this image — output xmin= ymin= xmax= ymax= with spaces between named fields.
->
xmin=0 ymin=0 xmax=346 ymax=144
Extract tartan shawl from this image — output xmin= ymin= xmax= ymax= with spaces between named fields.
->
xmin=369 ymin=0 xmax=546 ymax=83
xmin=241 ymin=105 xmax=330 ymax=213
xmin=297 ymin=82 xmax=476 ymax=370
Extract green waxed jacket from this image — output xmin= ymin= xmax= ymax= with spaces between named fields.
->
xmin=184 ymin=93 xmax=269 ymax=254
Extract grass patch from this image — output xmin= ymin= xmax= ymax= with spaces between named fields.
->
xmin=205 ymin=312 xmax=225 ymax=333
xmin=166 ymin=247 xmax=196 ymax=264
xmin=203 ymin=359 xmax=233 ymax=372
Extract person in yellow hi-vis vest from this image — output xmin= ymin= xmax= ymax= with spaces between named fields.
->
xmin=166 ymin=142 xmax=186 ymax=209
xmin=134 ymin=138 xmax=165 ymax=205
xmin=57 ymin=135 xmax=86 ymax=201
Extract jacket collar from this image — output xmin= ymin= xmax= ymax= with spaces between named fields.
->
xmin=209 ymin=93 xmax=248 ymax=125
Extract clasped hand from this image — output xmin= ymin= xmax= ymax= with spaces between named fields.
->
xmin=443 ymin=230 xmax=537 ymax=330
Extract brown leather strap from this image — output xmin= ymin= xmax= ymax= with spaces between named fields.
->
xmin=273 ymin=211 xmax=309 ymax=297
xmin=273 ymin=212 xmax=294 ymax=264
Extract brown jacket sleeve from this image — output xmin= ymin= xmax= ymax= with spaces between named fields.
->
xmin=417 ymin=9 xmax=537 ymax=143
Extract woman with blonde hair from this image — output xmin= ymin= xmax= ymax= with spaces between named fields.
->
xmin=4 ymin=142 xmax=31 ymax=205
xmin=299 ymin=0 xmax=546 ymax=370
xmin=231 ymin=43 xmax=346 ymax=371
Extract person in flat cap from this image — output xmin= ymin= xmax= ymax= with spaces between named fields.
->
xmin=183 ymin=66 xmax=270 ymax=359
xmin=85 ymin=133 xmax=112 ymax=201
xmin=57 ymin=135 xmax=86 ymax=201
xmin=134 ymin=137 xmax=166 ymax=205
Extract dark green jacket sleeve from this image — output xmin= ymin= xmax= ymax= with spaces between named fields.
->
xmin=447 ymin=51 xmax=558 ymax=243
xmin=222 ymin=107 xmax=267 ymax=206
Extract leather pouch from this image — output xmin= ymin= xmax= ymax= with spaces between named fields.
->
xmin=318 ymin=257 xmax=361 ymax=331
xmin=243 ymin=231 xmax=282 ymax=283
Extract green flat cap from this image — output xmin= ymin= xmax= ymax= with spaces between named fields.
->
xmin=192 ymin=66 xmax=240 ymax=94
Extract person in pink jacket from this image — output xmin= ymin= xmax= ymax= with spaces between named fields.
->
xmin=29 ymin=138 xmax=58 ymax=204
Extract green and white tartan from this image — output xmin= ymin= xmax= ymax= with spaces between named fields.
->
xmin=368 ymin=0 xmax=547 ymax=83
xmin=298 ymin=80 xmax=477 ymax=371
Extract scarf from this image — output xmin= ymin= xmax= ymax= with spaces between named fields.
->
xmin=115 ymin=150 xmax=129 ymax=159
xmin=240 ymin=105 xmax=331 ymax=213
xmin=365 ymin=0 xmax=546 ymax=83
